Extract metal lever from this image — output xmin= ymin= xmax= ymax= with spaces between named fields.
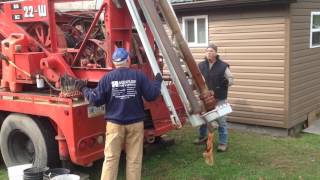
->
xmin=136 ymin=0 xmax=201 ymax=116
xmin=125 ymin=0 xmax=182 ymax=128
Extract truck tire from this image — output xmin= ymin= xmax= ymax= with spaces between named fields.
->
xmin=0 ymin=113 xmax=59 ymax=168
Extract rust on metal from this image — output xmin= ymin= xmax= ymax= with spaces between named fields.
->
xmin=157 ymin=0 xmax=215 ymax=111
xmin=138 ymin=0 xmax=202 ymax=114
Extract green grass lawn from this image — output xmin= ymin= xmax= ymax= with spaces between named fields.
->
xmin=1 ymin=126 xmax=320 ymax=180
xmin=0 ymin=164 xmax=6 ymax=180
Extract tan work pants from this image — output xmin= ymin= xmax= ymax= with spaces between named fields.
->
xmin=101 ymin=121 xmax=144 ymax=180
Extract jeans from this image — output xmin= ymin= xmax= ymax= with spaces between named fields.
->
xmin=199 ymin=100 xmax=228 ymax=145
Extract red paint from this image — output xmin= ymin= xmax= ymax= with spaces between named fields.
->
xmin=0 ymin=0 xmax=187 ymax=166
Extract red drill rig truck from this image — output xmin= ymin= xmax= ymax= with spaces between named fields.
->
xmin=0 ymin=0 xmax=222 ymax=168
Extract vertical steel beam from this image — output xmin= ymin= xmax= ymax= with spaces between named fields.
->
xmin=125 ymin=0 xmax=182 ymax=127
xmin=158 ymin=0 xmax=216 ymax=111
xmin=48 ymin=0 xmax=58 ymax=52
xmin=137 ymin=0 xmax=203 ymax=114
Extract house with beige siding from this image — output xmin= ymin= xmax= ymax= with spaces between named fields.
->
xmin=171 ymin=0 xmax=320 ymax=131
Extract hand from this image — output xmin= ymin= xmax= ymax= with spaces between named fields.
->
xmin=222 ymin=78 xmax=229 ymax=87
xmin=200 ymin=90 xmax=214 ymax=100
xmin=200 ymin=90 xmax=216 ymax=110
xmin=155 ymin=73 xmax=163 ymax=83
xmin=75 ymin=79 xmax=87 ymax=91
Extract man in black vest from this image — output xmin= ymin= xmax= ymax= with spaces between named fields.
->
xmin=194 ymin=43 xmax=233 ymax=152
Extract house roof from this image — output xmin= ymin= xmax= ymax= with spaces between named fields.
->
xmin=172 ymin=0 xmax=294 ymax=11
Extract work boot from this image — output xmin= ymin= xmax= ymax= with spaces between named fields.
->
xmin=193 ymin=137 xmax=207 ymax=145
xmin=217 ymin=144 xmax=228 ymax=152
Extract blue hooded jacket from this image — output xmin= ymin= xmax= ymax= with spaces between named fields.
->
xmin=82 ymin=67 xmax=161 ymax=125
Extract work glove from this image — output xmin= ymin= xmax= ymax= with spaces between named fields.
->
xmin=155 ymin=73 xmax=163 ymax=83
xmin=75 ymin=79 xmax=87 ymax=91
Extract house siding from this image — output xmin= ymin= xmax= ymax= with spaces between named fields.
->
xmin=176 ymin=5 xmax=288 ymax=127
xmin=289 ymin=0 xmax=320 ymax=127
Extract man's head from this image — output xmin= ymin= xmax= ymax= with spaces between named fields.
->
xmin=206 ymin=43 xmax=218 ymax=62
xmin=112 ymin=48 xmax=129 ymax=67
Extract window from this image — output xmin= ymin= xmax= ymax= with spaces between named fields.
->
xmin=182 ymin=15 xmax=208 ymax=47
xmin=310 ymin=12 xmax=320 ymax=48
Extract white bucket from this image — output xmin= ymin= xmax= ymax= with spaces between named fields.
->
xmin=8 ymin=164 xmax=32 ymax=180
xmin=51 ymin=174 xmax=80 ymax=180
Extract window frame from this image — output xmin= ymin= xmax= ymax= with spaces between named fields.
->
xmin=182 ymin=15 xmax=208 ymax=47
xmin=310 ymin=11 xmax=320 ymax=48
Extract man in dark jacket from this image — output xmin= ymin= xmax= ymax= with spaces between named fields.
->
xmin=194 ymin=43 xmax=233 ymax=152
xmin=80 ymin=48 xmax=162 ymax=180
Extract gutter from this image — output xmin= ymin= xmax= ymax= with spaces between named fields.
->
xmin=172 ymin=0 xmax=295 ymax=12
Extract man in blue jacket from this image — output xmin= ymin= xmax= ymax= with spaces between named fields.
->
xmin=79 ymin=48 xmax=162 ymax=180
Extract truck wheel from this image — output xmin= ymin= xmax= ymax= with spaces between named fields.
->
xmin=0 ymin=113 xmax=59 ymax=167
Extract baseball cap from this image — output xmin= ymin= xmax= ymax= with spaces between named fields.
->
xmin=112 ymin=48 xmax=129 ymax=63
